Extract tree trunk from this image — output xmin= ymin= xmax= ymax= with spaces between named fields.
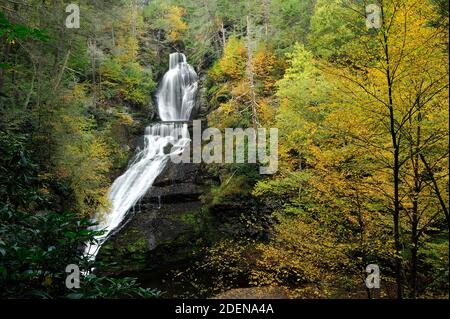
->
xmin=246 ymin=15 xmax=258 ymax=128
xmin=221 ymin=22 xmax=226 ymax=48
xmin=263 ymin=0 xmax=270 ymax=39
xmin=409 ymin=108 xmax=422 ymax=299
xmin=54 ymin=49 xmax=71 ymax=90
xmin=420 ymin=154 xmax=449 ymax=225
xmin=112 ymin=25 xmax=116 ymax=47
xmin=382 ymin=4 xmax=403 ymax=299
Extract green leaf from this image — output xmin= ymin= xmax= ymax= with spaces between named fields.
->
xmin=64 ymin=231 xmax=77 ymax=239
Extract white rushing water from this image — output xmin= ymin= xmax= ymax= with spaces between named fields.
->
xmin=85 ymin=53 xmax=198 ymax=259
xmin=158 ymin=53 xmax=198 ymax=121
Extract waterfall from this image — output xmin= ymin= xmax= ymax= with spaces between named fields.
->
xmin=85 ymin=53 xmax=198 ymax=259
xmin=158 ymin=53 xmax=198 ymax=121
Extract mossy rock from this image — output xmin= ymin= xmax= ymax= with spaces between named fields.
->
xmin=98 ymin=227 xmax=148 ymax=272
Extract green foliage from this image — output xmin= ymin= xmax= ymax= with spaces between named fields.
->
xmin=309 ymin=0 xmax=357 ymax=59
xmin=209 ymin=35 xmax=247 ymax=83
xmin=0 ymin=209 xmax=98 ymax=298
xmin=100 ymin=58 xmax=156 ymax=108
xmin=201 ymin=0 xmax=448 ymax=299
xmin=269 ymin=0 xmax=316 ymax=51
xmin=209 ymin=174 xmax=252 ymax=206
xmin=46 ymin=86 xmax=112 ymax=216
xmin=0 ymin=12 xmax=48 ymax=44
xmin=0 ymin=130 xmax=44 ymax=211
xmin=1 ymin=0 xmax=448 ymax=300
xmin=0 ymin=208 xmax=160 ymax=299
xmin=420 ymin=235 xmax=449 ymax=297
xmin=67 ymin=274 xmax=161 ymax=299
xmin=0 ymin=126 xmax=160 ymax=298
xmin=144 ymin=2 xmax=188 ymax=43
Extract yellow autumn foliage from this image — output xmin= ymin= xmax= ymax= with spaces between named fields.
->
xmin=52 ymin=85 xmax=113 ymax=216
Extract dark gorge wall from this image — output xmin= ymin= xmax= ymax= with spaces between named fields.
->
xmin=97 ymin=161 xmax=214 ymax=272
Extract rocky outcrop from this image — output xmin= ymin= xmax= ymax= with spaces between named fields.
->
xmin=196 ymin=79 xmax=211 ymax=118
xmin=97 ymin=157 xmax=215 ymax=274
xmin=97 ymin=74 xmax=212 ymax=274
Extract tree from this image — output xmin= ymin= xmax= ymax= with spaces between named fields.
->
xmin=319 ymin=0 xmax=449 ymax=298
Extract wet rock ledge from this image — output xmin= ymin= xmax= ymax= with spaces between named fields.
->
xmin=97 ymin=159 xmax=215 ymax=274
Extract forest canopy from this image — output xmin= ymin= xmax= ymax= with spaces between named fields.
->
xmin=0 ymin=0 xmax=448 ymax=299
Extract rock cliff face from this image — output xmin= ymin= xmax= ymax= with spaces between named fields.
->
xmin=97 ymin=76 xmax=215 ymax=276
xmin=97 ymin=160 xmax=212 ymax=272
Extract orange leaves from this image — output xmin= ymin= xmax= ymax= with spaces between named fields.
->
xmin=256 ymin=98 xmax=275 ymax=125
xmin=210 ymin=36 xmax=247 ymax=82
xmin=253 ymin=46 xmax=282 ymax=97
xmin=208 ymin=37 xmax=281 ymax=129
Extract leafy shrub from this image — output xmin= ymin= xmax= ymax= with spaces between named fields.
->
xmin=0 ymin=129 xmax=159 ymax=299
xmin=0 ymin=208 xmax=160 ymax=299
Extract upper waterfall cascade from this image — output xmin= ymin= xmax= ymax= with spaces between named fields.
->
xmin=157 ymin=53 xmax=199 ymax=121
xmin=85 ymin=53 xmax=198 ymax=259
